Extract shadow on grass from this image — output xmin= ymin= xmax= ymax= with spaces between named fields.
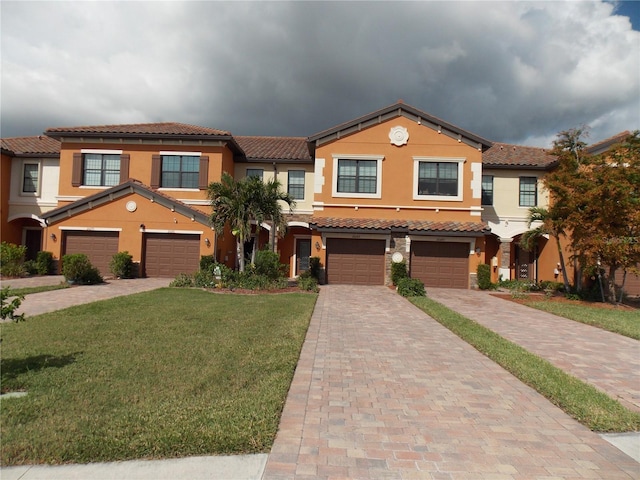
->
xmin=1 ymin=352 xmax=81 ymax=392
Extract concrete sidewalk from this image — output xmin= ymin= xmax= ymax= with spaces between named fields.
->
xmin=262 ymin=285 xmax=639 ymax=479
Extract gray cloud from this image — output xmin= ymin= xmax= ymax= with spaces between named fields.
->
xmin=1 ymin=1 xmax=638 ymax=147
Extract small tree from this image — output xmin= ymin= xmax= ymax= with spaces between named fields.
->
xmin=1 ymin=287 xmax=25 ymax=322
xmin=477 ymin=264 xmax=492 ymax=290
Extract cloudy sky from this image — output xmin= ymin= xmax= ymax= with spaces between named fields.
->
xmin=1 ymin=1 xmax=638 ymax=147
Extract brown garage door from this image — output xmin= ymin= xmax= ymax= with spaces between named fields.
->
xmin=411 ymin=241 xmax=469 ymax=289
xmin=613 ymin=268 xmax=640 ymax=296
xmin=144 ymin=233 xmax=200 ymax=277
xmin=64 ymin=231 xmax=119 ymax=276
xmin=326 ymin=238 xmax=385 ymax=285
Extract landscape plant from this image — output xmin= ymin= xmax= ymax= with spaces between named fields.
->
xmin=61 ymin=254 xmax=103 ymax=285
xmin=391 ymin=259 xmax=408 ymax=285
xmin=0 ymin=287 xmax=25 ymax=323
xmin=109 ymin=251 xmax=134 ymax=279
xmin=35 ymin=251 xmax=55 ymax=275
xmin=476 ymin=263 xmax=493 ymax=290
xmin=1 ymin=242 xmax=27 ymax=277
xmin=396 ymin=277 xmax=426 ymax=297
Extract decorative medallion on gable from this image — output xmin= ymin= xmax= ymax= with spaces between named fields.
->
xmin=389 ymin=126 xmax=409 ymax=146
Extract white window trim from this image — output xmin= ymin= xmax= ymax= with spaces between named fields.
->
xmin=20 ymin=160 xmax=41 ymax=197
xmin=413 ymin=157 xmax=465 ymax=202
xmin=159 ymin=151 xmax=202 ymax=157
xmin=81 ymin=149 xmax=123 ymax=154
xmin=332 ymin=154 xmax=383 ymax=199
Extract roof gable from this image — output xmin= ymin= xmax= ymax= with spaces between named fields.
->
xmin=307 ymin=102 xmax=493 ymax=152
xmin=41 ymin=179 xmax=211 ymax=226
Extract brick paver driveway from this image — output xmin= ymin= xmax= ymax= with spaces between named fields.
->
xmin=262 ymin=285 xmax=638 ymax=479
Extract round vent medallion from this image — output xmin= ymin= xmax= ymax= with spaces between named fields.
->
xmin=389 ymin=126 xmax=409 ymax=146
xmin=392 ymin=252 xmax=404 ymax=263
xmin=126 ymin=201 xmax=137 ymax=212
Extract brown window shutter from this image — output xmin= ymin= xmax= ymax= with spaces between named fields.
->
xmin=199 ymin=156 xmax=209 ymax=189
xmin=119 ymin=154 xmax=130 ymax=184
xmin=151 ymin=154 xmax=161 ymax=188
xmin=72 ymin=153 xmax=83 ymax=186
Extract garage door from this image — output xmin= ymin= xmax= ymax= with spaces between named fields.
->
xmin=326 ymin=238 xmax=385 ymax=285
xmin=144 ymin=233 xmax=200 ymax=277
xmin=613 ymin=268 xmax=640 ymax=296
xmin=411 ymin=241 xmax=469 ymax=289
xmin=64 ymin=231 xmax=119 ymax=276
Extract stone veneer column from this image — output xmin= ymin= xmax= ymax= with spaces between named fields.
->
xmin=499 ymin=238 xmax=513 ymax=281
xmin=386 ymin=233 xmax=408 ymax=285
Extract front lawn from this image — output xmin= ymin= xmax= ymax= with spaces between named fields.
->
xmin=0 ymin=288 xmax=317 ymax=466
xmin=523 ymin=299 xmax=640 ymax=340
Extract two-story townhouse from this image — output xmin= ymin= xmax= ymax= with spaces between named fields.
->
xmin=1 ymin=135 xmax=61 ymax=259
xmin=305 ymin=102 xmax=493 ymax=288
xmin=40 ymin=123 xmax=242 ymax=277
xmin=481 ymin=143 xmax=564 ymax=284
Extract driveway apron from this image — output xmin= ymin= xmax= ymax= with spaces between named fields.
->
xmin=427 ymin=288 xmax=640 ymax=413
xmin=262 ymin=285 xmax=638 ymax=479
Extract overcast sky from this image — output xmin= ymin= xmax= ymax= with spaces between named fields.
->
xmin=1 ymin=1 xmax=638 ymax=147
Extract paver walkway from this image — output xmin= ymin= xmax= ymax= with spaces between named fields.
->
xmin=3 ymin=276 xmax=172 ymax=317
xmin=262 ymin=285 xmax=638 ymax=479
xmin=427 ymin=288 xmax=640 ymax=413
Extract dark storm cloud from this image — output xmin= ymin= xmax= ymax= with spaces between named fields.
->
xmin=1 ymin=1 xmax=638 ymax=147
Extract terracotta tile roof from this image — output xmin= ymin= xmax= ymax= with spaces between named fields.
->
xmin=483 ymin=143 xmax=557 ymax=169
xmin=586 ymin=130 xmax=631 ymax=155
xmin=45 ymin=122 xmax=231 ymax=137
xmin=310 ymin=217 xmax=489 ymax=234
xmin=235 ymin=136 xmax=312 ymax=162
xmin=1 ymin=135 xmax=60 ymax=156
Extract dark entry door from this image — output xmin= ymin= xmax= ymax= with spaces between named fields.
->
xmin=24 ymin=229 xmax=42 ymax=261
xmin=296 ymin=238 xmax=311 ymax=275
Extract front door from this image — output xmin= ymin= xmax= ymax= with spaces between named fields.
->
xmin=24 ymin=229 xmax=42 ymax=261
xmin=516 ymin=245 xmax=535 ymax=281
xmin=296 ymin=238 xmax=311 ymax=276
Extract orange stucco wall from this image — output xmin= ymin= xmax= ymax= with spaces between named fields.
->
xmin=314 ymin=117 xmax=483 ymax=222
xmin=57 ymin=142 xmax=229 ymax=202
xmin=0 ymin=153 xmax=18 ymax=244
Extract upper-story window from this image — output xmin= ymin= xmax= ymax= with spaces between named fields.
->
xmin=84 ymin=153 xmax=121 ymax=187
xmin=246 ymin=168 xmax=264 ymax=180
xmin=481 ymin=175 xmax=493 ymax=206
xmin=161 ymin=155 xmax=199 ymax=188
xmin=413 ymin=157 xmax=464 ymax=201
xmin=519 ymin=176 xmax=537 ymax=207
xmin=287 ymin=170 xmax=305 ymax=200
xmin=332 ymin=155 xmax=383 ymax=199
xmin=22 ymin=163 xmax=39 ymax=193
xmin=72 ymin=150 xmax=127 ymax=188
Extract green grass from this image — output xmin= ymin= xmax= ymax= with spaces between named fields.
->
xmin=524 ymin=300 xmax=640 ymax=340
xmin=0 ymin=288 xmax=317 ymax=466
xmin=410 ymin=296 xmax=640 ymax=433
xmin=9 ymin=283 xmax=70 ymax=297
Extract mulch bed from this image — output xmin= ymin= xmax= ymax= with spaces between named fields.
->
xmin=490 ymin=292 xmax=639 ymax=310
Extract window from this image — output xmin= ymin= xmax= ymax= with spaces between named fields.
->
xmin=246 ymin=168 xmax=263 ymax=180
xmin=519 ymin=177 xmax=537 ymax=207
xmin=481 ymin=175 xmax=493 ymax=205
xmin=337 ymin=160 xmax=377 ymax=194
xmin=413 ymin=157 xmax=464 ymax=201
xmin=22 ymin=163 xmax=39 ymax=193
xmin=83 ymin=153 xmax=121 ymax=187
xmin=161 ymin=155 xmax=199 ymax=188
xmin=288 ymin=170 xmax=305 ymax=200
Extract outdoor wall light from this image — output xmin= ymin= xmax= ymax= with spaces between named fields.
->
xmin=49 ymin=233 xmax=56 ymax=241
xmin=204 ymin=238 xmax=211 ymax=247
xmin=315 ymin=241 xmax=321 ymax=251
xmin=139 ymin=224 xmax=145 ymax=230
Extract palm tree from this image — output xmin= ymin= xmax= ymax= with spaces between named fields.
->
xmin=208 ymin=174 xmax=295 ymax=271
xmin=208 ymin=173 xmax=252 ymax=272
xmin=520 ymin=206 xmax=570 ymax=291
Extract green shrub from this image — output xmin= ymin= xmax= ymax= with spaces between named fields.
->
xmin=199 ymin=255 xmax=216 ymax=273
xmin=477 ymin=263 xmax=492 ymax=290
xmin=309 ymin=257 xmax=321 ymax=281
xmin=297 ymin=271 xmax=319 ymax=292
xmin=1 ymin=286 xmax=25 ymax=322
xmin=1 ymin=242 xmax=27 ymax=277
xmin=23 ymin=260 xmax=39 ymax=275
xmin=391 ymin=260 xmax=408 ymax=285
xmin=109 ymin=251 xmax=134 ymax=279
xmin=169 ymin=273 xmax=194 ymax=287
xmin=36 ymin=251 xmax=55 ymax=275
xmin=194 ymin=269 xmax=217 ymax=288
xmin=62 ymin=254 xmax=103 ymax=285
xmin=254 ymin=248 xmax=287 ymax=280
xmin=397 ymin=277 xmax=426 ymax=297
